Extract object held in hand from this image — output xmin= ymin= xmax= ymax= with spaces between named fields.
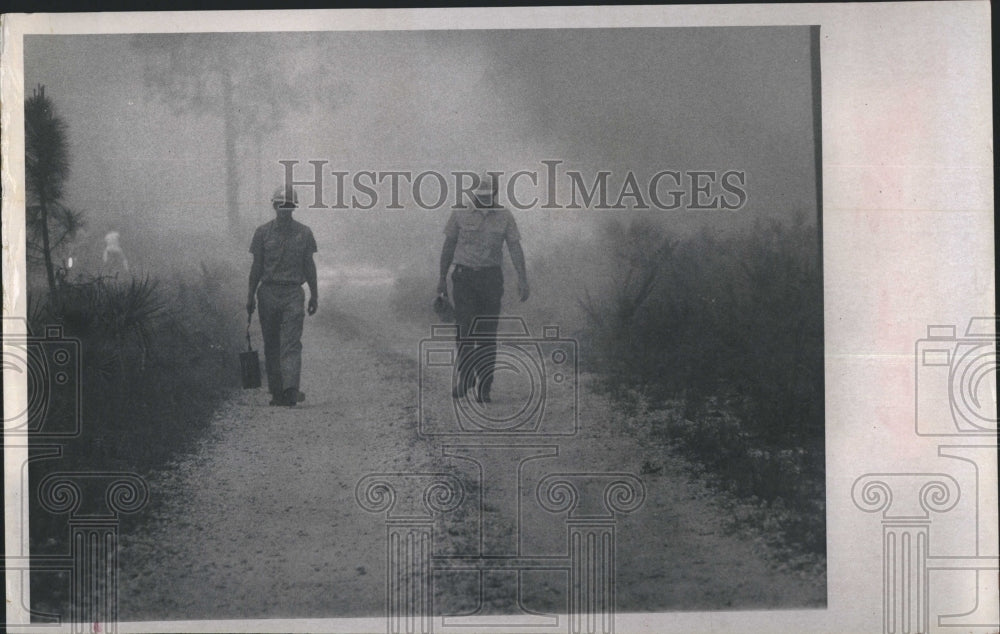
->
xmin=240 ymin=314 xmax=262 ymax=389
xmin=432 ymin=293 xmax=455 ymax=323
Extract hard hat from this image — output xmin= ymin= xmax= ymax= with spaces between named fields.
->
xmin=271 ymin=185 xmax=299 ymax=207
xmin=473 ymin=174 xmax=499 ymax=207
xmin=474 ymin=174 xmax=498 ymax=194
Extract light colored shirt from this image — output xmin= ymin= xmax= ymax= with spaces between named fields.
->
xmin=249 ymin=219 xmax=317 ymax=284
xmin=445 ymin=206 xmax=521 ymax=268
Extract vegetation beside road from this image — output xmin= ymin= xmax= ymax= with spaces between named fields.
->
xmin=566 ymin=217 xmax=826 ymax=563
xmin=27 ymin=256 xmax=246 ymax=616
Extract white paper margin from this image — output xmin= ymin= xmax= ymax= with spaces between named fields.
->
xmin=2 ymin=3 xmax=994 ymax=633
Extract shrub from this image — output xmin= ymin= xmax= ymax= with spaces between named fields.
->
xmin=27 ymin=262 xmax=245 ymax=613
xmin=579 ymin=215 xmax=825 ymax=559
xmin=582 ymin=215 xmax=824 ymax=447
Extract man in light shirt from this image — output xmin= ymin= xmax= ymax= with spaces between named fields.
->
xmin=437 ymin=176 xmax=529 ymax=403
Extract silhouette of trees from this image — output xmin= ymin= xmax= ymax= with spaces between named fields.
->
xmin=26 ymin=85 xmax=83 ymax=298
xmin=132 ymin=33 xmax=347 ymax=239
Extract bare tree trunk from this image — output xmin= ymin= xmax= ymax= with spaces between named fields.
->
xmin=38 ymin=191 xmax=58 ymax=299
xmin=221 ymin=67 xmax=240 ymax=240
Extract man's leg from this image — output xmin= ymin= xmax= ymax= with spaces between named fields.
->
xmin=474 ymin=268 xmax=504 ymax=401
xmin=451 ymin=267 xmax=476 ymax=397
xmin=278 ymin=286 xmax=306 ymax=404
xmin=257 ymin=285 xmax=284 ymax=401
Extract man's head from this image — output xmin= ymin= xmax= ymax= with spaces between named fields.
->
xmin=472 ymin=174 xmax=499 ymax=209
xmin=271 ymin=185 xmax=299 ymax=221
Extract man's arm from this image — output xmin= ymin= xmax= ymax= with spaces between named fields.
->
xmin=305 ymin=253 xmax=318 ymax=315
xmin=438 ymin=234 xmax=458 ymax=295
xmin=247 ymin=254 xmax=262 ymax=314
xmin=508 ymin=240 xmax=530 ymax=302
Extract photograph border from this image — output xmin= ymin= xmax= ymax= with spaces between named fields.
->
xmin=3 ymin=3 xmax=995 ymax=633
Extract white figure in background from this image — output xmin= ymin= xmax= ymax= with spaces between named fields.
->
xmin=61 ymin=226 xmax=84 ymax=279
xmin=102 ymin=231 xmax=130 ymax=276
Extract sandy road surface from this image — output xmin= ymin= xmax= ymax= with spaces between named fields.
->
xmin=116 ymin=292 xmax=824 ymax=622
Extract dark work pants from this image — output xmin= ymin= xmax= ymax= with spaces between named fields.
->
xmin=257 ymin=283 xmax=305 ymax=396
xmin=451 ymin=265 xmax=503 ymax=396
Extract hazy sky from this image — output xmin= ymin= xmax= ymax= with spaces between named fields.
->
xmin=24 ymin=28 xmax=818 ymax=271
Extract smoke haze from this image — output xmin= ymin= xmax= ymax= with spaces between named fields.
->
xmin=25 ymin=27 xmax=818 ymax=285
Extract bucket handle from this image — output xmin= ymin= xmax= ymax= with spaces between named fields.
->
xmin=246 ymin=313 xmax=254 ymax=352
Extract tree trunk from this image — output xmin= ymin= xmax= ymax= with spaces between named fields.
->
xmin=222 ymin=67 xmax=240 ymax=240
xmin=38 ymin=191 xmax=58 ymax=300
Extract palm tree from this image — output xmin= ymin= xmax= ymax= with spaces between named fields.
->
xmin=25 ymin=85 xmax=80 ymax=298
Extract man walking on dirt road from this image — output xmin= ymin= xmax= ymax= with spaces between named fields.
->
xmin=437 ymin=175 xmax=529 ymax=403
xmin=247 ymin=185 xmax=319 ymax=407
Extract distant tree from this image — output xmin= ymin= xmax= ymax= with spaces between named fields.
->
xmin=132 ymin=33 xmax=347 ymax=239
xmin=25 ymin=85 xmax=83 ymax=298
xmin=578 ymin=218 xmax=672 ymax=331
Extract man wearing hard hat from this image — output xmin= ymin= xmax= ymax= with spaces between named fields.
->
xmin=437 ymin=174 xmax=530 ymax=403
xmin=247 ymin=185 xmax=319 ymax=406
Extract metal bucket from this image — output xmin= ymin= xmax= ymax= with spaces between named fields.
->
xmin=240 ymin=315 xmax=261 ymax=389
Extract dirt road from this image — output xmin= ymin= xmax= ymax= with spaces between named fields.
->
xmin=116 ymin=289 xmax=825 ymax=622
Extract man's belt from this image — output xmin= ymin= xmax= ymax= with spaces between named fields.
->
xmin=260 ymin=280 xmax=302 ymax=286
xmin=454 ymin=264 xmax=501 ymax=273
